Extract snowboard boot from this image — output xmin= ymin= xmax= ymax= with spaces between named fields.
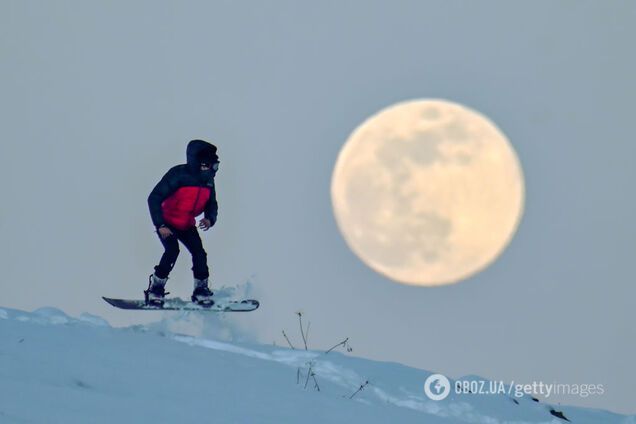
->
xmin=144 ymin=274 xmax=169 ymax=306
xmin=191 ymin=278 xmax=214 ymax=307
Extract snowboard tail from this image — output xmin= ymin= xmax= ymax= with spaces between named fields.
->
xmin=102 ymin=296 xmax=259 ymax=312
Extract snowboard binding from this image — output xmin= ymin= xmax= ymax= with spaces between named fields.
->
xmin=191 ymin=285 xmax=214 ymax=308
xmin=144 ymin=275 xmax=170 ymax=307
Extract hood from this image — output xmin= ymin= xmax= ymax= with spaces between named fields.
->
xmin=186 ymin=139 xmax=218 ymax=173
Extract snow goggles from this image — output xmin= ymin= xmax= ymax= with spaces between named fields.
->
xmin=201 ymin=161 xmax=219 ymax=171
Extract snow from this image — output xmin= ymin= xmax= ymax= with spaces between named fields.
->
xmin=0 ymin=306 xmax=633 ymax=424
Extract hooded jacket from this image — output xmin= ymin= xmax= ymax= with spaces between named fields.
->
xmin=148 ymin=140 xmax=219 ymax=231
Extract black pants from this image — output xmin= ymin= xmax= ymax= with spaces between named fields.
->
xmin=154 ymin=225 xmax=209 ymax=280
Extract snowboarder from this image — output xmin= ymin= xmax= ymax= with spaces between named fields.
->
xmin=146 ymin=139 xmax=219 ymax=306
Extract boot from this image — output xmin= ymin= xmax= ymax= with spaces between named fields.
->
xmin=191 ymin=278 xmax=214 ymax=306
xmin=144 ymin=274 xmax=169 ymax=306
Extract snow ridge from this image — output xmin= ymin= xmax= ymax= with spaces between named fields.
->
xmin=0 ymin=306 xmax=633 ymax=424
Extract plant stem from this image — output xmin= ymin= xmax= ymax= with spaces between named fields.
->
xmin=298 ymin=312 xmax=308 ymax=350
xmin=349 ymin=381 xmax=369 ymax=399
xmin=282 ymin=330 xmax=296 ymax=350
xmin=325 ymin=337 xmax=349 ymax=354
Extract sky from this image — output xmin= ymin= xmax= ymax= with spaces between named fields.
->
xmin=1 ymin=0 xmax=634 ymax=414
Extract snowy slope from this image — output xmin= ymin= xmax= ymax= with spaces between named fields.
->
xmin=0 ymin=306 xmax=633 ymax=424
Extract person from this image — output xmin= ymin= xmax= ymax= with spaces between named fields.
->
xmin=146 ymin=139 xmax=219 ymax=306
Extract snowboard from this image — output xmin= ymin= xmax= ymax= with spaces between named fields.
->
xmin=102 ymin=296 xmax=259 ymax=312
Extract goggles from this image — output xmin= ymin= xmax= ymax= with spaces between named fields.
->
xmin=201 ymin=161 xmax=220 ymax=171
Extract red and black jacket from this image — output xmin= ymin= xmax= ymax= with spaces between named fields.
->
xmin=147 ymin=140 xmax=219 ymax=231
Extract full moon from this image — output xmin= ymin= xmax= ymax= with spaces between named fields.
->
xmin=331 ymin=99 xmax=525 ymax=286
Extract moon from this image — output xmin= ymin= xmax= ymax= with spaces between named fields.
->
xmin=331 ymin=99 xmax=525 ymax=286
